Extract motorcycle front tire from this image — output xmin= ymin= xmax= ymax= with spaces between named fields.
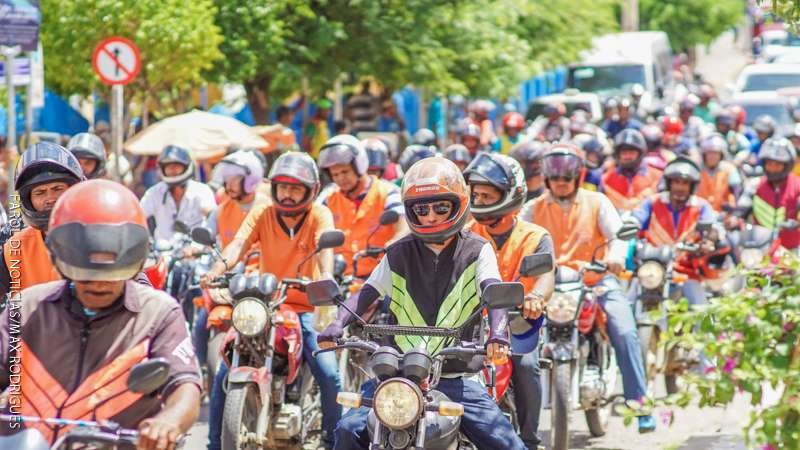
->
xmin=222 ymin=383 xmax=265 ymax=450
xmin=551 ymin=362 xmax=572 ymax=450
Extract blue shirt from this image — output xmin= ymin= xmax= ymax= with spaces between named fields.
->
xmin=632 ymin=196 xmax=715 ymax=232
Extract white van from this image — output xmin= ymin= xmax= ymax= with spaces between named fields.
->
xmin=566 ymin=32 xmax=673 ymax=109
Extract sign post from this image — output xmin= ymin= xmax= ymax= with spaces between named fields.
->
xmin=92 ymin=36 xmax=141 ymax=182
xmin=2 ymin=45 xmax=19 ymax=151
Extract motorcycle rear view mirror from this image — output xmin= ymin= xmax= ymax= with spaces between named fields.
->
xmin=519 ymin=253 xmax=554 ymax=278
xmin=379 ymin=209 xmax=400 ymax=226
xmin=191 ymin=226 xmax=216 ymax=247
xmin=482 ymin=282 xmax=525 ymax=309
xmin=695 ymin=220 xmax=712 ymax=233
xmin=317 ymin=230 xmax=345 ymax=251
xmin=306 ymin=279 xmax=341 ymax=307
xmin=616 ymin=223 xmax=640 ymax=241
xmin=127 ymin=358 xmax=170 ymax=395
xmin=173 ymin=220 xmax=190 ymax=235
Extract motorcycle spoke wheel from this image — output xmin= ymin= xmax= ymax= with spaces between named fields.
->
xmin=550 ymin=362 xmax=572 ymax=450
xmin=221 ymin=383 xmax=263 ymax=450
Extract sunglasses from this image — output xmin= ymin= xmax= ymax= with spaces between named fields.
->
xmin=412 ymin=201 xmax=453 ymax=217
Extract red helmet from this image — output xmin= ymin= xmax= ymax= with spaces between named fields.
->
xmin=728 ymin=105 xmax=746 ymax=128
xmin=46 ymin=179 xmax=149 ymax=281
xmin=503 ymin=112 xmax=526 ymax=130
xmin=661 ymin=116 xmax=684 ymax=137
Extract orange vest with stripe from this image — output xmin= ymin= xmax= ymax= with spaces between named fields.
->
xmin=642 ymin=193 xmax=703 ymax=246
xmin=3 ymin=227 xmax=61 ymax=291
xmin=528 ymin=189 xmax=608 ymax=271
xmin=696 ymin=162 xmax=736 ymax=212
xmin=469 ymin=219 xmax=547 ymax=292
xmin=326 ymin=177 xmax=396 ymax=277
xmin=601 ymin=165 xmax=663 ymax=211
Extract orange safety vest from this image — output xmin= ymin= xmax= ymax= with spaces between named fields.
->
xmin=696 ymin=162 xmax=736 ymax=212
xmin=528 ymin=189 xmax=608 ymax=271
xmin=3 ymin=227 xmax=60 ymax=291
xmin=642 ymin=193 xmax=703 ymax=246
xmin=18 ymin=339 xmax=150 ymax=444
xmin=601 ymin=165 xmax=663 ymax=211
xmin=326 ymin=177 xmax=396 ymax=277
xmin=469 ymin=219 xmax=547 ymax=292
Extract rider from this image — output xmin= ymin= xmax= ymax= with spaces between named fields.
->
xmin=317 ymin=135 xmax=407 ymax=278
xmin=749 ymin=114 xmax=777 ymax=160
xmin=696 ymin=133 xmax=742 ymax=212
xmin=203 ymin=151 xmax=342 ymax=448
xmin=509 ymin=140 xmax=548 ymax=201
xmin=714 ymin=108 xmax=751 ymax=158
xmin=0 ymin=179 xmax=201 ymax=448
xmin=602 ymin=97 xmax=643 ymax=139
xmin=499 ymin=112 xmax=526 ymax=154
xmin=140 ymin=145 xmax=216 ymax=242
xmin=363 ymin=138 xmax=401 ymax=181
xmin=459 ymin=122 xmax=486 ymax=156
xmin=0 ymin=143 xmax=85 ymax=298
xmin=601 ymin=129 xmax=663 ymax=212
xmin=573 ymin=135 xmax=605 ymax=191
xmin=66 ymin=132 xmax=106 ymax=179
xmin=443 ymin=143 xmax=473 ymax=171
xmin=641 ymin=124 xmax=675 ymax=171
xmin=464 ymin=153 xmax=555 ymax=450
xmin=738 ymin=137 xmax=800 ymax=250
xmin=520 ymin=144 xmax=655 ymax=433
xmin=320 ymin=157 xmax=527 ymax=449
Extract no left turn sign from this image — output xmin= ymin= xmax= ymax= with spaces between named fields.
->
xmin=92 ymin=37 xmax=141 ymax=86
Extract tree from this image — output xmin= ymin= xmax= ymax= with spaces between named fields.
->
xmin=639 ymin=0 xmax=743 ymax=51
xmin=39 ymin=0 xmax=223 ymax=112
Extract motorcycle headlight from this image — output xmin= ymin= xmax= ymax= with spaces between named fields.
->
xmin=231 ymin=298 xmax=268 ymax=336
xmin=546 ymin=292 xmax=579 ymax=324
xmin=373 ymin=379 xmax=423 ymax=429
xmin=740 ymin=248 xmax=763 ymax=269
xmin=637 ymin=261 xmax=666 ymax=290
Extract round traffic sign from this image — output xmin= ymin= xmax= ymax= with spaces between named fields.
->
xmin=92 ymin=37 xmax=141 ymax=86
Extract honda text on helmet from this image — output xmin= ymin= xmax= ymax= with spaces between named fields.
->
xmin=66 ymin=132 xmax=107 ymax=179
xmin=211 ymin=150 xmax=264 ymax=201
xmin=463 ymin=153 xmax=527 ymax=224
xmin=157 ymin=145 xmax=195 ymax=187
xmin=46 ymin=179 xmax=149 ymax=281
xmin=268 ymin=151 xmax=320 ymax=216
xmin=401 ymin=157 xmax=469 ymax=244
xmin=15 ymin=142 xmax=86 ymax=231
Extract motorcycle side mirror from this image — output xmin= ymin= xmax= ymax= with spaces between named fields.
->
xmin=306 ymin=279 xmax=341 ymax=307
xmin=258 ymin=273 xmax=278 ymax=297
xmin=379 ymin=209 xmax=400 ymax=226
xmin=191 ymin=227 xmax=216 ymax=247
xmin=127 ymin=358 xmax=170 ymax=395
xmin=519 ymin=252 xmax=554 ymax=278
xmin=173 ymin=220 xmax=190 ymax=235
xmin=696 ymin=220 xmax=712 ymax=233
xmin=482 ymin=282 xmax=525 ymax=309
xmin=616 ymin=223 xmax=640 ymax=241
xmin=317 ymin=230 xmax=345 ymax=251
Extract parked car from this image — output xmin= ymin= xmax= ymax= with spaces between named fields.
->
xmin=525 ymin=90 xmax=603 ymax=122
xmin=732 ymin=64 xmax=800 ymax=94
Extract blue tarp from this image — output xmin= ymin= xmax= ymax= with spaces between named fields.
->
xmin=36 ymin=89 xmax=89 ymax=135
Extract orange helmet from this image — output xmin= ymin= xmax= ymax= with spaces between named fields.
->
xmin=46 ymin=179 xmax=149 ymax=281
xmin=401 ymin=157 xmax=469 ymax=243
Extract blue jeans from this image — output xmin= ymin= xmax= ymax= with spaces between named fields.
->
xmin=511 ymin=338 xmax=542 ymax=450
xmin=597 ymin=275 xmax=647 ymax=402
xmin=207 ymin=312 xmax=342 ymax=449
xmin=193 ymin=307 xmax=209 ymax=367
xmin=335 ymin=377 xmax=526 ymax=450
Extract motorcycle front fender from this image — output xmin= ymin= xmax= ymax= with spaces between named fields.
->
xmin=228 ymin=366 xmax=271 ymax=406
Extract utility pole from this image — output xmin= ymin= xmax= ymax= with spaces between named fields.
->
xmin=622 ymin=0 xmax=639 ymax=32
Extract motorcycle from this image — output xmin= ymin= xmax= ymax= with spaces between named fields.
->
xmin=307 ymin=278 xmax=539 ymax=450
xmin=193 ymin=226 xmax=345 ymax=449
xmin=0 ymin=358 xmax=179 ymax=450
xmin=541 ymin=222 xmax=640 ymax=450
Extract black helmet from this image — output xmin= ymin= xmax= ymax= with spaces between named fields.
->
xmin=398 ymin=144 xmax=438 ymax=173
xmin=15 ymin=142 xmax=86 ymax=230
xmin=578 ymin=137 xmax=605 ymax=169
xmin=268 ymin=151 xmax=320 ymax=215
xmin=412 ymin=128 xmax=437 ymax=147
xmin=463 ymin=153 xmax=527 ymax=220
xmin=753 ymin=115 xmax=777 ymax=136
xmin=66 ymin=133 xmax=106 ymax=178
xmin=614 ymin=128 xmax=646 ymax=169
xmin=509 ymin=140 xmax=547 ymax=178
xmin=157 ymin=145 xmax=194 ymax=186
xmin=443 ymin=144 xmax=472 ymax=166
xmin=760 ymin=137 xmax=796 ymax=182
xmin=663 ymin=156 xmax=701 ymax=192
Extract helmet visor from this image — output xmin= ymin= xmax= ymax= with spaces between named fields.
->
xmin=318 ymin=143 xmax=355 ymax=169
xmin=542 ymin=153 xmax=582 ymax=180
xmin=464 ymin=153 xmax=509 ymax=189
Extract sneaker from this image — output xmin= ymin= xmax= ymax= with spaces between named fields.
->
xmin=638 ymin=415 xmax=656 ymax=433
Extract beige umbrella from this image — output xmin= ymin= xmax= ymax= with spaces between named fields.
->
xmin=124 ymin=110 xmax=267 ymax=160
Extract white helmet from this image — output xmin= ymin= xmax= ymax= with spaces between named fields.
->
xmin=212 ymin=150 xmax=264 ymax=196
xmin=318 ymin=134 xmax=369 ymax=176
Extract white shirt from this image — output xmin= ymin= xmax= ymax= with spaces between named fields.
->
xmin=140 ymin=180 xmax=216 ymax=241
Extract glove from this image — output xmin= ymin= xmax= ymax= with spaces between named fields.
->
xmin=317 ymin=321 xmax=345 ymax=348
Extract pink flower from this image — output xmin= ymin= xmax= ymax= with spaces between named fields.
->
xmin=761 ymin=444 xmax=777 ymax=450
xmin=704 ymin=365 xmax=717 ymax=375
xmin=723 ymin=357 xmax=737 ymax=374
xmin=732 ymin=331 xmax=744 ymax=341
xmin=784 ymin=322 xmax=796 ymax=332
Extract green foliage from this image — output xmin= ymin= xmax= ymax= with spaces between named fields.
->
xmin=771 ymin=0 xmax=800 ymax=32
xmin=639 ymin=0 xmax=743 ymax=50
xmin=39 ymin=0 xmax=223 ymax=108
xmin=618 ymin=254 xmax=800 ymax=449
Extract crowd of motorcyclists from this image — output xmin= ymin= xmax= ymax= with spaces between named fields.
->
xmin=0 ymin=74 xmax=797 ymax=450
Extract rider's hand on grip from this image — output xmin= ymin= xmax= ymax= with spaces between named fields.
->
xmin=486 ymin=342 xmax=509 ymax=364
xmin=137 ymin=417 xmax=182 ymax=450
xmin=522 ymin=293 xmax=545 ymax=320
xmin=318 ymin=321 xmax=344 ymax=349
